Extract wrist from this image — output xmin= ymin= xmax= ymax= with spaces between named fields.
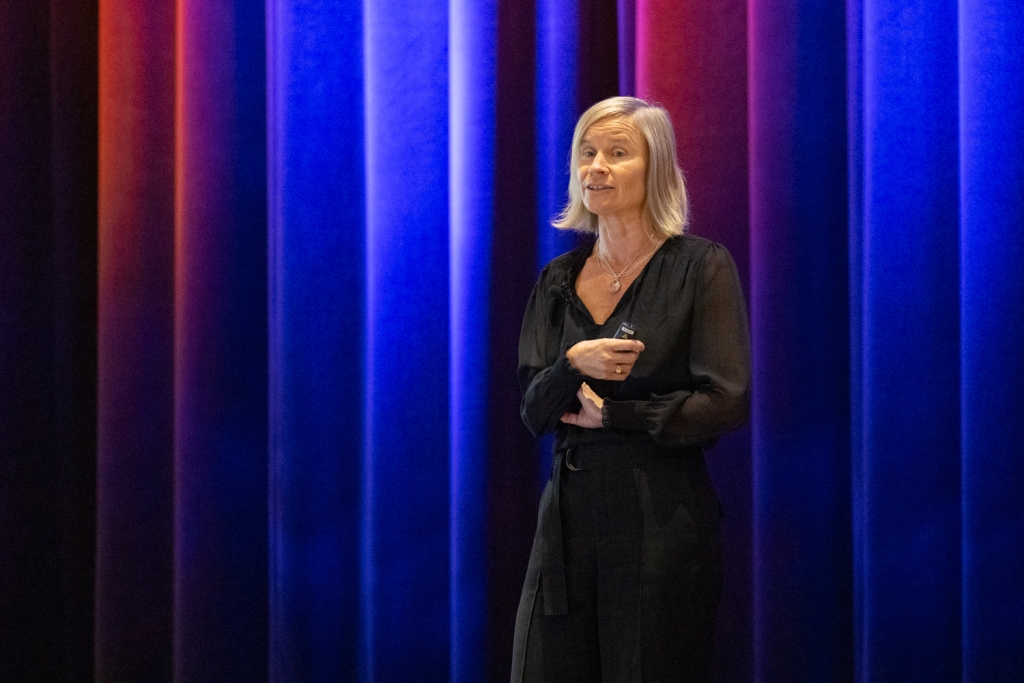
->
xmin=551 ymin=353 xmax=585 ymax=394
xmin=565 ymin=345 xmax=578 ymax=370
xmin=602 ymin=399 xmax=650 ymax=431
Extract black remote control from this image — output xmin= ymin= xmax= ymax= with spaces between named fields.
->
xmin=613 ymin=322 xmax=637 ymax=340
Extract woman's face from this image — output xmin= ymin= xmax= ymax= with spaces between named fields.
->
xmin=578 ymin=116 xmax=648 ymax=222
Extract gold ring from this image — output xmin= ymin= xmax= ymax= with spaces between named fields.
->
xmin=615 ymin=364 xmax=622 ymax=374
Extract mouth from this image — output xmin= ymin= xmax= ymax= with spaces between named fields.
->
xmin=585 ymin=184 xmax=612 ymax=191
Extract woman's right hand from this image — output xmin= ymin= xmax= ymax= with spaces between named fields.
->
xmin=566 ymin=338 xmax=645 ymax=381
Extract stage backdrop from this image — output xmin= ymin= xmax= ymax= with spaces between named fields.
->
xmin=1 ymin=0 xmax=1021 ymax=682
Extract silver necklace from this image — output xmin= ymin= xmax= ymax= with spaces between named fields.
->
xmin=596 ymin=233 xmax=658 ymax=293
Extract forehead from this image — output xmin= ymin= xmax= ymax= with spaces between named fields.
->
xmin=581 ymin=116 xmax=643 ymax=144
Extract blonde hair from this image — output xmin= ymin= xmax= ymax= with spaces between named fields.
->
xmin=552 ymin=97 xmax=689 ymax=237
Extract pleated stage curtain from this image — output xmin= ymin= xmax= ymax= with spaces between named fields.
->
xmin=267 ymin=2 xmax=365 ymax=681
xmin=749 ymin=1 xmax=853 ymax=680
xmin=851 ymin=1 xmax=962 ymax=679
xmin=1 ymin=1 xmax=1022 ymax=682
xmin=0 ymin=0 xmax=97 ymax=680
xmin=96 ymin=0 xmax=175 ymax=679
xmin=958 ymin=4 xmax=1024 ymax=680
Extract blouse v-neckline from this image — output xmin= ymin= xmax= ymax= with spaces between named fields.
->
xmin=571 ymin=239 xmax=661 ymax=327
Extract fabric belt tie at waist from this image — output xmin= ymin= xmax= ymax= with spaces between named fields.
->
xmin=539 ymin=441 xmax=702 ymax=617
xmin=540 ymin=450 xmax=569 ymax=615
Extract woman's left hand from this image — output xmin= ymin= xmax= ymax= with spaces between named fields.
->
xmin=560 ymin=383 xmax=604 ymax=429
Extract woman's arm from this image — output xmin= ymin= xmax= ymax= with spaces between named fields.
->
xmin=517 ymin=276 xmax=585 ymax=437
xmin=601 ymin=243 xmax=751 ymax=447
xmin=518 ymin=272 xmax=648 ymax=437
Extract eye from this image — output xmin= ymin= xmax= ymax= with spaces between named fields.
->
xmin=581 ymin=149 xmax=595 ymax=158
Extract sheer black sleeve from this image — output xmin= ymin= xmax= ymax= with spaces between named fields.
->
xmin=601 ymin=242 xmax=751 ymax=446
xmin=517 ymin=272 xmax=585 ymax=438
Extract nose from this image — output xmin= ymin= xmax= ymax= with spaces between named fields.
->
xmin=589 ymin=152 xmax=609 ymax=173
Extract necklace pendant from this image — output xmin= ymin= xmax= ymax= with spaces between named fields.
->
xmin=608 ymin=279 xmax=621 ymax=293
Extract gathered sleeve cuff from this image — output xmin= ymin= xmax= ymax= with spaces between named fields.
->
xmin=601 ymin=399 xmax=657 ymax=431
xmin=549 ymin=353 xmax=584 ymax=395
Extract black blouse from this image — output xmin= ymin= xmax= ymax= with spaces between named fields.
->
xmin=518 ymin=233 xmax=751 ymax=452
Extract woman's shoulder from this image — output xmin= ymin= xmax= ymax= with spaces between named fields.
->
xmin=660 ymin=233 xmax=728 ymax=262
xmin=537 ymin=239 xmax=593 ymax=282
xmin=654 ymin=234 xmax=740 ymax=289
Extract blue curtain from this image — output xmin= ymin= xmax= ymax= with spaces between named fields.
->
xmin=267 ymin=1 xmax=365 ymax=680
xmin=852 ymin=0 xmax=962 ymax=679
xmin=958 ymin=1 xmax=1024 ymax=680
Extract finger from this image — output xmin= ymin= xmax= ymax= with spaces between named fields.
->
xmin=582 ymin=385 xmax=605 ymax=410
xmin=609 ymin=339 xmax=645 ymax=353
xmin=607 ymin=360 xmax=636 ymax=376
xmin=560 ymin=412 xmax=578 ymax=425
xmin=606 ymin=350 xmax=641 ymax=364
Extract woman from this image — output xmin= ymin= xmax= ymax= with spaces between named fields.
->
xmin=512 ymin=97 xmax=750 ymax=683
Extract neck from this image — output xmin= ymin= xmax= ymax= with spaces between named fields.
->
xmin=597 ymin=213 xmax=651 ymax=268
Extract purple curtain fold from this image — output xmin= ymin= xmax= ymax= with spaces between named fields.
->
xmin=173 ymin=1 xmax=268 ymax=680
xmin=749 ymin=1 xmax=852 ymax=680
xmin=486 ymin=0 xmax=541 ymax=677
xmin=95 ymin=0 xmax=175 ymax=680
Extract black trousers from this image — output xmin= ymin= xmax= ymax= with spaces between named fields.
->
xmin=514 ymin=451 xmax=723 ymax=683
